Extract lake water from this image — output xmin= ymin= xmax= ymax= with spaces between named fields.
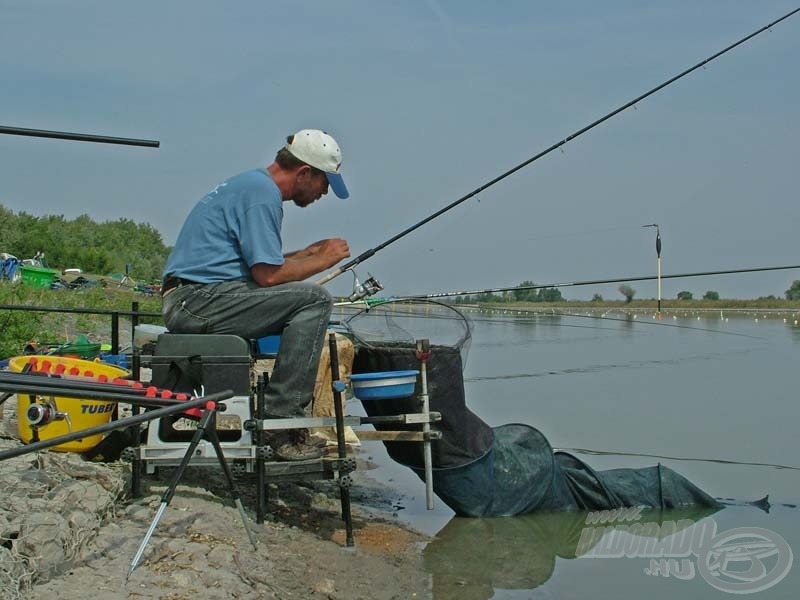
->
xmin=340 ymin=306 xmax=800 ymax=599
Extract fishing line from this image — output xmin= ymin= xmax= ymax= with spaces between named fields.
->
xmin=468 ymin=318 xmax=624 ymax=333
xmin=467 ymin=306 xmax=763 ymax=335
xmin=555 ymin=447 xmax=800 ymax=472
xmin=465 ymin=349 xmax=750 ymax=382
xmin=335 ymin=304 xmax=620 ymax=331
xmin=505 ymin=309 xmax=766 ymax=339
xmin=515 ymin=224 xmax=647 ymax=244
xmin=335 ymin=301 xmax=767 ymax=337
xmin=316 ymin=8 xmax=800 ymax=286
xmin=405 ymin=223 xmax=648 ymax=261
xmin=457 ymin=311 xmax=747 ymax=337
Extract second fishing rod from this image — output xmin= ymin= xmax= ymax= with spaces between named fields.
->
xmin=316 ymin=7 xmax=800 ymax=289
xmin=415 ymin=263 xmax=800 ymax=300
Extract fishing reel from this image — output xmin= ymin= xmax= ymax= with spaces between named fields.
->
xmin=26 ymin=397 xmax=72 ymax=431
xmin=347 ymin=269 xmax=383 ymax=303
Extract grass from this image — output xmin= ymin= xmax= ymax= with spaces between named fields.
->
xmin=0 ymin=281 xmax=162 ymax=359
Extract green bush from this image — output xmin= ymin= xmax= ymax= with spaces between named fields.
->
xmin=618 ymin=285 xmax=636 ymax=303
xmin=0 ymin=206 xmax=170 ymax=282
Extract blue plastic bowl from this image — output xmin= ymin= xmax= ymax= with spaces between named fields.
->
xmin=255 ymin=334 xmax=281 ymax=355
xmin=350 ymin=370 xmax=419 ymax=400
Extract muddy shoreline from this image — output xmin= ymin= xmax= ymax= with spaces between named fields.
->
xmin=0 ymin=433 xmax=431 ymax=600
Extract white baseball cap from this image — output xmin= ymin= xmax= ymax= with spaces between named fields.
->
xmin=285 ymin=129 xmax=349 ymax=199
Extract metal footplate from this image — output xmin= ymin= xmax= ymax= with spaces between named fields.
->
xmin=245 ymin=413 xmax=443 ymax=444
xmin=126 ymin=443 xmax=258 ymax=474
xmin=264 ymin=458 xmax=339 ymax=483
xmin=246 ymin=412 xmax=442 ymax=431
xmin=136 ymin=395 xmax=257 ymax=474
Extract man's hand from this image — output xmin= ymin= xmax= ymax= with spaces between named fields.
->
xmin=284 ymin=238 xmax=349 ymax=260
xmin=253 ymin=238 xmax=350 ymax=286
xmin=315 ymin=238 xmax=350 ymax=268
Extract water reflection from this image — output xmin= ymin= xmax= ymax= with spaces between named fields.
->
xmin=423 ymin=507 xmax=720 ymax=599
xmin=788 ymin=320 xmax=800 ymax=343
xmin=619 ymin=311 xmax=636 ymax=337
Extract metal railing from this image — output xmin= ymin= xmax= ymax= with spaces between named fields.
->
xmin=0 ymin=301 xmax=160 ymax=355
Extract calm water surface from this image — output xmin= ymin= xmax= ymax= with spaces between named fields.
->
xmin=350 ymin=308 xmax=800 ymax=599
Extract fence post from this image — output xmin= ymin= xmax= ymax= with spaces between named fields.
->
xmin=111 ymin=312 xmax=119 ymax=354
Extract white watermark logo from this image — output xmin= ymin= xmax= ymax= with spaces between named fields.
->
xmin=577 ymin=508 xmax=793 ymax=594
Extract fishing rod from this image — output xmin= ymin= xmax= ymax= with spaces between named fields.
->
xmin=0 ymin=125 xmax=160 ymax=148
xmin=416 ymin=263 xmax=800 ymax=299
xmin=316 ymin=7 xmax=800 ymax=288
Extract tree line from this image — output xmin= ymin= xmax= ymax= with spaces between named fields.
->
xmin=452 ymin=281 xmax=564 ymax=304
xmin=452 ymin=280 xmax=800 ymax=304
xmin=0 ymin=205 xmax=170 ymax=282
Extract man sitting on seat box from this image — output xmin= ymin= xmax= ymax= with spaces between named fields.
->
xmin=161 ymin=129 xmax=351 ymax=461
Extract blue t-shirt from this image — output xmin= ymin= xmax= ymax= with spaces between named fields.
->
xmin=163 ymin=169 xmax=285 ymax=282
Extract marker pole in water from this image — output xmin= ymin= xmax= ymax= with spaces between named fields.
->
xmin=644 ymin=224 xmax=662 ymax=319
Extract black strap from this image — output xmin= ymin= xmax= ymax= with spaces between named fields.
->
xmin=161 ymin=355 xmax=204 ymax=395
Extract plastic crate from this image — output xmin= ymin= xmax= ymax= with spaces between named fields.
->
xmin=18 ymin=265 xmax=59 ymax=288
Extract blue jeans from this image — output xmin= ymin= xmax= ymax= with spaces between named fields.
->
xmin=161 ymin=280 xmax=332 ymax=417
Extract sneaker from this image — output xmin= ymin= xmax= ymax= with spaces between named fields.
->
xmin=268 ymin=428 xmax=324 ymax=461
xmin=299 ymin=428 xmax=330 ymax=450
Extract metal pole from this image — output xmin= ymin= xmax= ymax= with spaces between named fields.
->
xmin=203 ymin=413 xmax=258 ymax=550
xmin=644 ymin=224 xmax=662 ymax=319
xmin=0 ymin=125 xmax=160 ymax=148
xmin=416 ymin=339 xmax=434 ymax=510
xmin=0 ymin=372 xmax=208 ymax=407
xmin=329 ymin=333 xmax=355 ymax=547
xmin=111 ymin=311 xmax=120 ymax=355
xmin=255 ymin=374 xmax=268 ymax=524
xmin=0 ymin=392 xmax=229 ymax=461
xmin=130 ymin=301 xmax=142 ymax=496
xmin=656 ymin=227 xmax=663 ymax=319
xmin=128 ymin=409 xmax=216 ymax=577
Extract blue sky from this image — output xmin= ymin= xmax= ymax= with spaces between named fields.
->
xmin=1 ymin=1 xmax=798 ymax=299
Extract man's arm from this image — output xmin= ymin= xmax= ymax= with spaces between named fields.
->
xmin=282 ymin=239 xmax=328 ymax=260
xmin=252 ymin=238 xmax=350 ymax=286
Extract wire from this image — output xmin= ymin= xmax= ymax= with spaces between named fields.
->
xmin=556 ymin=447 xmax=800 ymax=471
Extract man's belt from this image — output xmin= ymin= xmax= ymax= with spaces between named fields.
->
xmin=161 ymin=276 xmax=200 ymax=297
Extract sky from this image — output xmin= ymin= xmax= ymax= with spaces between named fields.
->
xmin=1 ymin=1 xmax=798 ymax=300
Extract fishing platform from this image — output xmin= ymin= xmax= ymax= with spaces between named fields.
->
xmin=0 ymin=310 xmax=442 ymax=572
xmin=127 ymin=329 xmax=440 ymax=523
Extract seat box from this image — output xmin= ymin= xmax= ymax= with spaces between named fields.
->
xmin=150 ymin=334 xmax=252 ymax=396
xmin=149 ymin=334 xmax=253 ymax=443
